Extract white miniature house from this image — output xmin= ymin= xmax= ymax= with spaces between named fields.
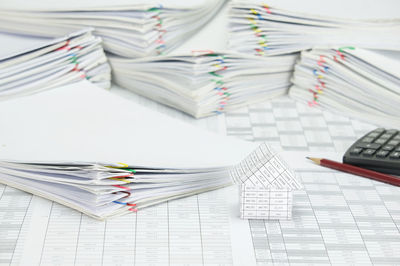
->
xmin=231 ymin=143 xmax=302 ymax=220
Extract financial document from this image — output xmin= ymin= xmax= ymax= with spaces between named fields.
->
xmin=224 ymin=96 xmax=400 ymax=265
xmin=1 ymin=89 xmax=399 ymax=265
xmin=3 ymin=186 xmax=255 ymax=265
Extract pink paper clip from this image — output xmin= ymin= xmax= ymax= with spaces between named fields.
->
xmin=113 ymin=184 xmax=130 ymax=190
xmin=308 ymin=100 xmax=318 ymax=107
xmin=191 ymin=50 xmax=215 ymax=56
xmin=263 ymin=4 xmax=272 ymax=14
xmin=336 ymin=50 xmax=345 ymax=60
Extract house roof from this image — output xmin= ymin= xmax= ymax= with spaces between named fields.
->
xmin=231 ymin=142 xmax=302 ymax=190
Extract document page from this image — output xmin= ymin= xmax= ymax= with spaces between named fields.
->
xmin=4 ymin=186 xmax=256 ymax=265
xmin=1 ymin=93 xmax=399 ymax=265
xmin=224 ymin=95 xmax=400 ymax=265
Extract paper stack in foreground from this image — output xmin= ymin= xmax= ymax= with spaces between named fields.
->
xmin=0 ymin=28 xmax=110 ymax=100
xmin=229 ymin=0 xmax=400 ymax=56
xmin=0 ymin=0 xmax=226 ymax=58
xmin=110 ymin=51 xmax=297 ymax=118
xmin=289 ymin=47 xmax=400 ymax=127
xmin=0 ymin=80 xmax=300 ymax=220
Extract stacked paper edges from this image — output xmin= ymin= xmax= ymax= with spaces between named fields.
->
xmin=110 ymin=51 xmax=297 ymax=118
xmin=0 ymin=161 xmax=233 ymax=220
xmin=0 ymin=0 xmax=226 ymax=57
xmin=229 ymin=1 xmax=400 ymax=56
xmin=289 ymin=47 xmax=400 ymax=126
xmin=0 ymin=143 xmax=301 ymax=221
xmin=0 ymin=80 xmax=258 ymax=221
xmin=0 ymin=28 xmax=111 ymax=100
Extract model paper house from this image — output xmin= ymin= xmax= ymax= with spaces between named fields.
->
xmin=230 ymin=143 xmax=302 ymax=220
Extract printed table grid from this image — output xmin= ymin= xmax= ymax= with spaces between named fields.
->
xmin=226 ymin=95 xmax=399 ymax=265
xmin=1 ymin=93 xmax=398 ymax=265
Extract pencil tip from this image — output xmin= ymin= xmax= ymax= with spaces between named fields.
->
xmin=306 ymin=157 xmax=321 ymax=164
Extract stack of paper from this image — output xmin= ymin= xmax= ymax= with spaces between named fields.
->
xmin=229 ymin=0 xmax=400 ymax=56
xmin=0 ymin=161 xmax=235 ymax=220
xmin=0 ymin=28 xmax=110 ymax=100
xmin=110 ymin=51 xmax=297 ymax=118
xmin=289 ymin=47 xmax=400 ymax=126
xmin=0 ymin=0 xmax=226 ymax=57
xmin=103 ymin=3 xmax=298 ymax=118
xmin=0 ymin=80 xmax=273 ymax=220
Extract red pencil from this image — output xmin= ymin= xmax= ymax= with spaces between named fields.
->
xmin=307 ymin=157 xmax=400 ymax=187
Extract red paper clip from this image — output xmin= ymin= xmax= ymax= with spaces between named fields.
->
xmin=113 ymin=184 xmax=130 ymax=190
xmin=56 ymin=40 xmax=70 ymax=51
xmin=112 ymin=191 xmax=131 ymax=198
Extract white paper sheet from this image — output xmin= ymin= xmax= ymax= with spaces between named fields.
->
xmin=0 ymin=28 xmax=93 ymax=61
xmin=0 ymin=0 xmax=216 ymax=11
xmin=232 ymin=0 xmax=400 ymax=20
xmin=2 ymin=93 xmax=400 ymax=264
xmin=0 ymin=80 xmax=256 ymax=169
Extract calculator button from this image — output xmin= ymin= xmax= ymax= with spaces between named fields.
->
xmin=356 ymin=143 xmax=381 ymax=149
xmin=389 ymin=152 xmax=400 ymax=159
xmin=393 ymin=135 xmax=400 ymax=141
xmin=382 ymin=145 xmax=395 ymax=151
xmin=374 ymin=128 xmax=385 ymax=133
xmin=388 ymin=140 xmax=400 ymax=146
xmin=374 ymin=138 xmax=388 ymax=145
xmin=367 ymin=132 xmax=380 ymax=138
xmin=362 ymin=149 xmax=376 ymax=157
xmin=386 ymin=129 xmax=398 ymax=134
xmin=376 ymin=150 xmax=389 ymax=158
xmin=361 ymin=137 xmax=374 ymax=143
xmin=350 ymin=147 xmax=363 ymax=155
xmin=381 ymin=133 xmax=393 ymax=139
xmin=395 ymin=146 xmax=400 ymax=152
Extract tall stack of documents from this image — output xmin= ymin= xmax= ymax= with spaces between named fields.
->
xmin=0 ymin=29 xmax=110 ymax=100
xmin=229 ymin=0 xmax=400 ymax=56
xmin=0 ymin=0 xmax=226 ymax=57
xmin=289 ymin=47 xmax=400 ymax=126
xmin=110 ymin=51 xmax=297 ymax=118
xmin=107 ymin=3 xmax=299 ymax=118
xmin=0 ymin=80 xmax=264 ymax=220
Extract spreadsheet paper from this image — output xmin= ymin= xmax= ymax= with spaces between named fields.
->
xmin=1 ymin=91 xmax=399 ymax=265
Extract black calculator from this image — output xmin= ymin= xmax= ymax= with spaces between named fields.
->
xmin=343 ymin=128 xmax=400 ymax=175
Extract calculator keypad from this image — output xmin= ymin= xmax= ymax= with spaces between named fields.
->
xmin=376 ymin=150 xmax=389 ymax=158
xmin=390 ymin=152 xmax=400 ymax=159
xmin=343 ymin=128 xmax=400 ymax=175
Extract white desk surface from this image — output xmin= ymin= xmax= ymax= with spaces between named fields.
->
xmin=1 ymin=84 xmax=399 ymax=265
